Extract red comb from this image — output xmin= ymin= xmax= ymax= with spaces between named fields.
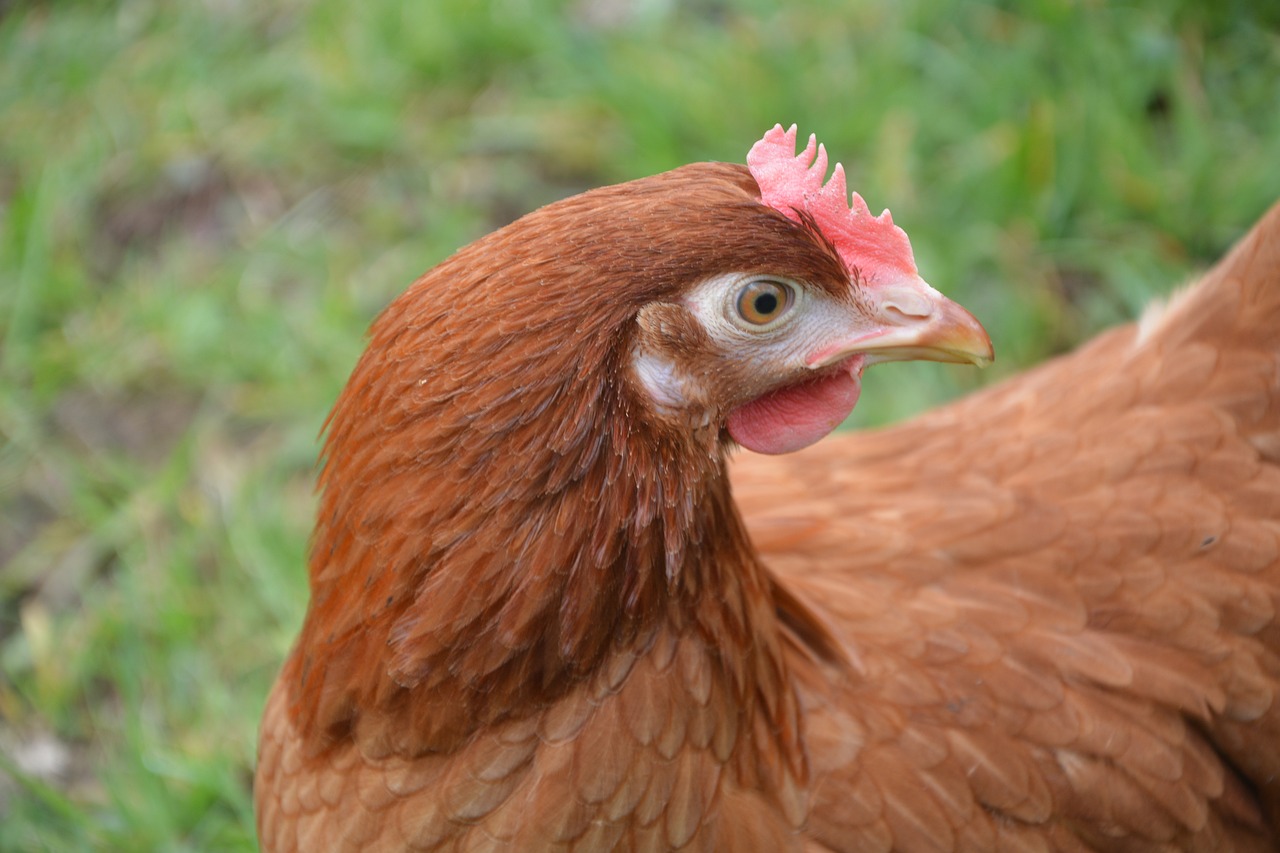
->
xmin=747 ymin=124 xmax=918 ymax=283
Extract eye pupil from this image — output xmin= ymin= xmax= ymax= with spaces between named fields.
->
xmin=753 ymin=292 xmax=778 ymax=315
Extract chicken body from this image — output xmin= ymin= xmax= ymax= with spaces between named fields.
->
xmin=256 ymin=130 xmax=1280 ymax=851
xmin=737 ymin=213 xmax=1280 ymax=850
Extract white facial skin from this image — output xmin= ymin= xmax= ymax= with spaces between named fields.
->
xmin=630 ymin=269 xmax=992 ymax=452
xmin=631 ymin=271 xmax=872 ymax=415
xmin=631 ymin=347 xmax=701 ymax=416
xmin=682 ymin=272 xmax=863 ymax=368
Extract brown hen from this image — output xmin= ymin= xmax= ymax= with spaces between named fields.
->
xmin=255 ymin=125 xmax=1280 ymax=851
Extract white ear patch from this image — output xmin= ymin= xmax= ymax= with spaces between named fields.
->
xmin=632 ymin=347 xmax=697 ymax=414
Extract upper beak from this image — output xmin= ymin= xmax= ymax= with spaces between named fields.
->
xmin=808 ymin=276 xmax=994 ymax=369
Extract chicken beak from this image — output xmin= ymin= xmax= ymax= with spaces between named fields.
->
xmin=808 ymin=276 xmax=994 ymax=369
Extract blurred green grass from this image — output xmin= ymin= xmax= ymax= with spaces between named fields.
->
xmin=0 ymin=0 xmax=1277 ymax=848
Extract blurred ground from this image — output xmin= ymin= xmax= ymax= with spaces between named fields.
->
xmin=0 ymin=0 xmax=1278 ymax=848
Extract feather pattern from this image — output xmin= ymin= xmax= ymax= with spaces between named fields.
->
xmin=735 ymin=200 xmax=1280 ymax=850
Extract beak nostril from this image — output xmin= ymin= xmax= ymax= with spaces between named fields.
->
xmin=880 ymin=294 xmax=933 ymax=321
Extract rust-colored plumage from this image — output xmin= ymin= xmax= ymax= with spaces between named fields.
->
xmin=256 ymin=131 xmax=1280 ymax=851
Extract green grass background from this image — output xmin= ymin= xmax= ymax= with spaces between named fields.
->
xmin=1 ymin=0 xmax=1277 ymax=848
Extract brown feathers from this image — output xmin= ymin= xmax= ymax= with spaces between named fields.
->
xmin=285 ymin=163 xmax=843 ymax=758
xmin=735 ymin=202 xmax=1280 ymax=850
xmin=256 ymin=151 xmax=1280 ymax=853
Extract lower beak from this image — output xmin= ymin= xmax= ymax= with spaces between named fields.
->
xmin=808 ymin=277 xmax=994 ymax=369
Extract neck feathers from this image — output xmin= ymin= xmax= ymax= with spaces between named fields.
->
xmin=281 ymin=164 xmax=824 ymax=764
xmin=285 ymin=282 xmax=786 ymax=759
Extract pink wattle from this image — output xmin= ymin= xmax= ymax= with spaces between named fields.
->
xmin=727 ymin=364 xmax=863 ymax=455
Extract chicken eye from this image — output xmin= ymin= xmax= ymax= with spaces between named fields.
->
xmin=735 ymin=280 xmax=794 ymax=326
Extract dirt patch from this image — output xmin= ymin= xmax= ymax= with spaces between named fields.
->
xmin=51 ymin=386 xmax=201 ymax=466
xmin=0 ymin=386 xmax=201 ymax=613
xmin=89 ymin=158 xmax=287 ymax=281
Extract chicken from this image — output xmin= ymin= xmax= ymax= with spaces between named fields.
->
xmin=254 ymin=124 xmax=1280 ymax=851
